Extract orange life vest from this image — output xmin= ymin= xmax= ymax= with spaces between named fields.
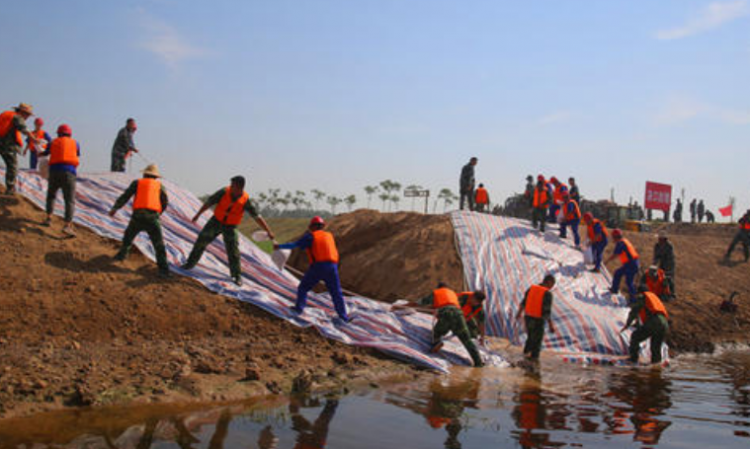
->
xmin=564 ymin=199 xmax=581 ymax=221
xmin=533 ymin=188 xmax=548 ymax=208
xmin=48 ymin=136 xmax=79 ymax=167
xmin=474 ymin=187 xmax=489 ymax=204
xmin=133 ymin=178 xmax=162 ymax=213
xmin=432 ymin=287 xmax=460 ymax=309
xmin=645 ymin=269 xmax=666 ymax=296
xmin=587 ymin=218 xmax=608 ymax=242
xmin=29 ymin=129 xmax=48 ymax=152
xmin=618 ymin=238 xmax=639 ymax=265
xmin=459 ymin=292 xmax=483 ymax=321
xmin=639 ymin=291 xmax=668 ymax=323
xmin=741 ymin=220 xmax=750 ymax=231
xmin=213 ymin=187 xmax=249 ymax=225
xmin=0 ymin=111 xmax=24 ymax=147
xmin=524 ymin=285 xmax=548 ymax=318
xmin=306 ymin=230 xmax=340 ymax=264
xmin=553 ymin=184 xmax=568 ymax=204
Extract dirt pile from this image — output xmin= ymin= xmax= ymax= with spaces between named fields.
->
xmin=288 ymin=209 xmax=465 ymax=301
xmin=0 ymin=195 xmax=414 ymax=419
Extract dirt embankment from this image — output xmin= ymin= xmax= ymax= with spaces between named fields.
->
xmin=0 ymin=196 xmax=415 ymax=419
xmin=288 ymin=209 xmax=465 ymax=301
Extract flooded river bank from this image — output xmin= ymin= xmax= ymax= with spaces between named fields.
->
xmin=1 ymin=349 xmax=748 ymax=448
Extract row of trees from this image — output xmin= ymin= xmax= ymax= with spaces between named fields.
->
xmin=254 ymin=180 xmax=460 ymax=217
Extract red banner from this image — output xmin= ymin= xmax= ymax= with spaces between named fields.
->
xmin=720 ymin=204 xmax=733 ymax=217
xmin=644 ymin=181 xmax=672 ymax=211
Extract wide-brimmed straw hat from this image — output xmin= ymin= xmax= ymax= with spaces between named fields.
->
xmin=14 ymin=103 xmax=33 ymax=115
xmin=142 ymin=164 xmax=161 ymax=178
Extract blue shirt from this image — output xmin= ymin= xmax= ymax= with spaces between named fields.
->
xmin=277 ymin=232 xmax=313 ymax=251
xmin=613 ymin=240 xmax=637 ymax=263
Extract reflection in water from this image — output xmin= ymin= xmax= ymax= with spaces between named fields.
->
xmin=0 ymin=350 xmax=749 ymax=448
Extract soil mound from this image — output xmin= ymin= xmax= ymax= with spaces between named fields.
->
xmin=0 ymin=195 xmax=412 ymax=419
xmin=288 ymin=209 xmax=465 ymax=301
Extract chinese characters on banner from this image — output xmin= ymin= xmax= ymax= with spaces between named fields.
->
xmin=644 ymin=182 xmax=672 ymax=211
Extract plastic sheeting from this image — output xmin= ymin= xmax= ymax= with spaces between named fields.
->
xmin=451 ymin=211 xmax=667 ymax=365
xmin=4 ymin=168 xmax=507 ymax=372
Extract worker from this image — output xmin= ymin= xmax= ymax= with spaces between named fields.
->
xmin=515 ymin=274 xmax=556 ymax=360
xmin=23 ymin=118 xmax=51 ymax=170
xmin=474 ymin=183 xmax=489 ymax=213
xmin=559 ymin=192 xmax=581 ymax=246
xmin=697 ymin=200 xmax=705 ymax=223
xmin=459 ymin=157 xmax=477 ymax=211
xmin=182 ymin=176 xmax=275 ymax=286
xmin=531 ymin=176 xmax=550 ymax=233
xmin=689 ymin=199 xmax=697 ymax=223
xmin=568 ymin=177 xmax=580 ymax=205
xmin=42 ymin=124 xmax=80 ymax=236
xmin=673 ymin=199 xmax=683 ymax=223
xmin=705 ymin=210 xmax=715 ymax=223
xmin=275 ymin=216 xmax=350 ymax=322
xmin=621 ymin=286 xmax=669 ymax=364
xmin=523 ymin=175 xmax=535 ymax=206
xmin=583 ymin=212 xmax=608 ymax=272
xmin=641 ymin=266 xmax=672 ymax=301
xmin=111 ymin=118 xmax=139 ymax=172
xmin=605 ymin=229 xmax=640 ymax=299
xmin=458 ymin=290 xmax=487 ymax=344
xmin=392 ymin=283 xmax=484 ymax=367
xmin=108 ymin=164 xmax=170 ymax=278
xmin=723 ymin=209 xmax=750 ymax=263
xmin=548 ymin=177 xmax=568 ymax=223
xmin=0 ymin=103 xmax=39 ymax=195
xmin=653 ymin=232 xmax=676 ymax=295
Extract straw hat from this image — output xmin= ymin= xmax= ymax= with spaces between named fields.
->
xmin=14 ymin=103 xmax=33 ymax=115
xmin=142 ymin=164 xmax=161 ymax=178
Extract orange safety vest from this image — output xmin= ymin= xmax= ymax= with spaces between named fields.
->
xmin=524 ymin=285 xmax=548 ymax=319
xmin=0 ymin=111 xmax=24 ymax=147
xmin=741 ymin=220 xmax=750 ymax=231
xmin=533 ymin=188 xmax=548 ymax=208
xmin=618 ymin=238 xmax=639 ymax=265
xmin=432 ymin=287 xmax=460 ymax=309
xmin=213 ymin=187 xmax=249 ymax=225
xmin=587 ymin=218 xmax=608 ymax=242
xmin=306 ymin=230 xmax=340 ymax=264
xmin=459 ymin=292 xmax=483 ymax=321
xmin=48 ymin=136 xmax=80 ymax=167
xmin=564 ymin=199 xmax=581 ymax=221
xmin=475 ymin=187 xmax=489 ymax=204
xmin=553 ymin=184 xmax=568 ymax=204
xmin=29 ymin=129 xmax=48 ymax=152
xmin=645 ymin=269 xmax=666 ymax=296
xmin=639 ymin=291 xmax=668 ymax=323
xmin=133 ymin=178 xmax=162 ymax=213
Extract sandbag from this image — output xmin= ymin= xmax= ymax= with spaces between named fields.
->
xmin=583 ymin=246 xmax=594 ymax=265
xmin=271 ymin=248 xmax=291 ymax=271
xmin=38 ymin=156 xmax=49 ymax=179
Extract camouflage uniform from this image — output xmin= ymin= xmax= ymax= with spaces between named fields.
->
xmin=110 ymin=127 xmax=135 ymax=172
xmin=725 ymin=214 xmax=750 ymax=262
xmin=519 ymin=287 xmax=553 ymax=359
xmin=653 ymin=239 xmax=676 ymax=293
xmin=624 ymin=295 xmax=669 ymax=364
xmin=111 ymin=180 xmax=170 ymax=274
xmin=420 ymin=294 xmax=483 ymax=366
xmin=459 ymin=162 xmax=475 ymax=211
xmin=184 ymin=188 xmax=260 ymax=281
xmin=0 ymin=114 xmax=28 ymax=192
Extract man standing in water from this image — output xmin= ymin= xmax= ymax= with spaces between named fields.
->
xmin=621 ymin=286 xmax=669 ymax=364
xmin=516 ymin=274 xmax=556 ymax=360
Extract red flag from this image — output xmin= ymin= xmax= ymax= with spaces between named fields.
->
xmin=719 ymin=204 xmax=733 ymax=217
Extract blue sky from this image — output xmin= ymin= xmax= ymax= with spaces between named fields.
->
xmin=3 ymin=0 xmax=749 ymax=218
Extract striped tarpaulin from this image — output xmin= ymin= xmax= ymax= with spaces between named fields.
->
xmin=5 ymin=168 xmax=507 ymax=372
xmin=450 ymin=211 xmax=667 ymax=364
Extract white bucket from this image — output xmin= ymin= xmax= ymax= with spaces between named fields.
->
xmin=271 ymin=249 xmax=291 ymax=271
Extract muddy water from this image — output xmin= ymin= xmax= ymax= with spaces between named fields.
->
xmin=1 ymin=350 xmax=748 ymax=449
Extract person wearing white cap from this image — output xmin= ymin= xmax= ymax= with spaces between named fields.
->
xmin=108 ymin=164 xmax=170 ymax=278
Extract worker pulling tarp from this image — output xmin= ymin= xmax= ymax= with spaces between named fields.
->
xmin=5 ymin=167 xmax=506 ymax=372
xmin=450 ymin=211 xmax=667 ymax=365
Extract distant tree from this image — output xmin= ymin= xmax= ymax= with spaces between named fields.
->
xmin=292 ymin=190 xmax=307 ymax=211
xmin=311 ymin=189 xmax=326 ymax=209
xmin=364 ymin=185 xmax=379 ymax=209
xmin=405 ymin=184 xmax=423 ymax=211
xmin=344 ymin=194 xmax=357 ymax=212
xmin=390 ymin=182 xmax=402 ymax=210
xmin=327 ymin=195 xmax=342 ymax=215
xmin=438 ymin=188 xmax=455 ymax=212
xmin=391 ymin=194 xmax=401 ymax=211
xmin=379 ymin=192 xmax=390 ymax=211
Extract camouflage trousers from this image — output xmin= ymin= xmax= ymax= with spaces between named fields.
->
xmin=629 ymin=314 xmax=668 ymax=364
xmin=116 ymin=210 xmax=169 ymax=273
xmin=0 ymin=144 xmax=19 ymax=191
xmin=433 ymin=306 xmax=483 ymax=366
xmin=523 ymin=316 xmax=546 ymax=359
xmin=531 ymin=207 xmax=547 ymax=232
xmin=111 ymin=153 xmax=126 ymax=172
xmin=46 ymin=170 xmax=76 ymax=222
xmin=185 ymin=216 xmax=241 ymax=279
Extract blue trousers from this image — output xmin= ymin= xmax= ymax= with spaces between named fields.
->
xmin=29 ymin=151 xmax=38 ymax=170
xmin=296 ymin=262 xmax=348 ymax=320
xmin=592 ymin=239 xmax=607 ymax=270
xmin=560 ymin=219 xmax=580 ymax=245
xmin=612 ymin=260 xmax=639 ymax=298
xmin=548 ymin=204 xmax=560 ymax=222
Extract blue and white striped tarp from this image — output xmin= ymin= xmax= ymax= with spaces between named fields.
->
xmin=451 ymin=211 xmax=667 ymax=365
xmin=5 ymin=168 xmax=507 ymax=372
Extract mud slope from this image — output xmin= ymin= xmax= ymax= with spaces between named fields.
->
xmin=0 ymin=195 xmax=412 ymax=419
